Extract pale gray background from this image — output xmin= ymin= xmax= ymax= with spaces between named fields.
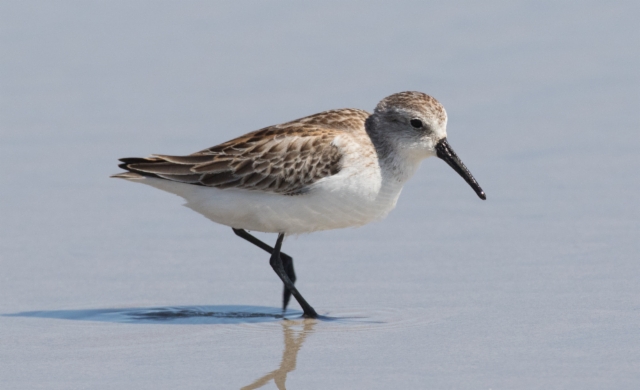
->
xmin=1 ymin=1 xmax=638 ymax=389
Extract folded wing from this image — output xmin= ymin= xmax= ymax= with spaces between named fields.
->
xmin=118 ymin=126 xmax=344 ymax=195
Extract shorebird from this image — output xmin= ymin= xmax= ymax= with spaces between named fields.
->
xmin=112 ymin=91 xmax=486 ymax=318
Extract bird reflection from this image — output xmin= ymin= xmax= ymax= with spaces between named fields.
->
xmin=241 ymin=319 xmax=316 ymax=390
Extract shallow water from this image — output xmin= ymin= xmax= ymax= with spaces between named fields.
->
xmin=1 ymin=1 xmax=638 ymax=389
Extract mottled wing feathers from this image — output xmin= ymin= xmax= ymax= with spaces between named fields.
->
xmin=118 ymin=109 xmax=370 ymax=195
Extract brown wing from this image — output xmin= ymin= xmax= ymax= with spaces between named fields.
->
xmin=117 ymin=109 xmax=369 ymax=195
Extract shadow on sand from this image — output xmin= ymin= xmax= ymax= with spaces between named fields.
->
xmin=6 ymin=305 xmax=322 ymax=389
xmin=5 ymin=305 xmax=368 ymax=326
xmin=5 ymin=305 xmax=299 ymax=325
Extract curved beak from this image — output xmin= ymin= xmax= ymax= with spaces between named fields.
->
xmin=435 ymin=138 xmax=486 ymax=200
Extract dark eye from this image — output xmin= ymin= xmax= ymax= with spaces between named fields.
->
xmin=410 ymin=119 xmax=423 ymax=128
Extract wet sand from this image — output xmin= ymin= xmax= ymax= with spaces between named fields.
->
xmin=1 ymin=1 xmax=638 ymax=388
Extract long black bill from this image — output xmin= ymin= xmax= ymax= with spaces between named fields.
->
xmin=435 ymin=138 xmax=486 ymax=200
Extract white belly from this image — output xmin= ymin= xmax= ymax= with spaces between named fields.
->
xmin=126 ymin=169 xmax=405 ymax=234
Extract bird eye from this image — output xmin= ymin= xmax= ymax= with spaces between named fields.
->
xmin=410 ymin=119 xmax=423 ymax=128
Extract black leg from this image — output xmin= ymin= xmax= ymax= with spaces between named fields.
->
xmin=270 ymin=233 xmax=318 ymax=318
xmin=232 ymin=228 xmax=297 ymax=311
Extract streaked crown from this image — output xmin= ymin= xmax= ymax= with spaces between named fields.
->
xmin=374 ymin=91 xmax=447 ymax=127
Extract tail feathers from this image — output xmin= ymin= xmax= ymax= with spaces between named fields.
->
xmin=113 ymin=156 xmax=206 ymax=186
xmin=113 ymin=156 xmax=167 ymax=180
xmin=110 ymin=171 xmax=145 ymax=179
xmin=119 ymin=157 xmax=161 ymax=164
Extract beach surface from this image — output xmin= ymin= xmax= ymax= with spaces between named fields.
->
xmin=1 ymin=1 xmax=638 ymax=388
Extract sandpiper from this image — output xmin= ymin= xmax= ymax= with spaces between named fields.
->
xmin=112 ymin=91 xmax=486 ymax=318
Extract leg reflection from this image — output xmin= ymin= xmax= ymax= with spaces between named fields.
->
xmin=241 ymin=319 xmax=316 ymax=390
